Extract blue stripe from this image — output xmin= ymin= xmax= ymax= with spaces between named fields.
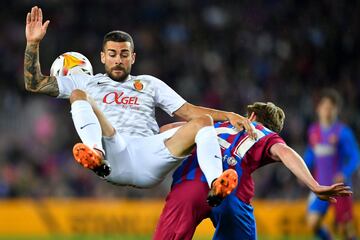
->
xmin=172 ymin=177 xmax=182 ymax=185
xmin=214 ymin=122 xmax=223 ymax=128
xmin=261 ymin=127 xmax=272 ymax=135
xmin=172 ymin=156 xmax=189 ymax=185
xmin=218 ymin=133 xmax=230 ymax=140
xmin=222 ymin=131 xmax=244 ymax=172
xmin=235 ymin=160 xmax=243 ymax=180
xmin=200 ymin=174 xmax=206 ymax=182
xmin=223 ymin=162 xmax=229 ymax=170
xmin=186 ymin=156 xmax=198 ymax=180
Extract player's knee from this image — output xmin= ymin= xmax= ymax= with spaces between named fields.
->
xmin=192 ymin=115 xmax=213 ymax=129
xmin=70 ymin=89 xmax=88 ymax=103
xmin=307 ymin=214 xmax=321 ymax=231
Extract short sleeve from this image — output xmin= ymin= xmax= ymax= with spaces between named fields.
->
xmin=152 ymin=77 xmax=187 ymax=116
xmin=264 ymin=134 xmax=286 ymax=159
xmin=56 ymin=74 xmax=91 ymax=99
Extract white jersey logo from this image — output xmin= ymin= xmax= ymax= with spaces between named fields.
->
xmin=102 ymin=91 xmax=140 ymax=106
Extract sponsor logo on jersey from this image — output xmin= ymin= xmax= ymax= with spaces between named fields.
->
xmin=133 ymin=80 xmax=144 ymax=91
xmin=314 ymin=143 xmax=336 ymax=156
xmin=103 ymin=91 xmax=140 ymax=105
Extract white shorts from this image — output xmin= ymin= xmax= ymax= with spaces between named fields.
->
xmin=103 ymin=127 xmax=184 ymax=188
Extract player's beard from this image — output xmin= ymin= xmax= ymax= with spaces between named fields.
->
xmin=106 ymin=65 xmax=131 ymax=82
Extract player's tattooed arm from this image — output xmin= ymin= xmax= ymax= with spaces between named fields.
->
xmin=24 ymin=6 xmax=55 ymax=96
xmin=24 ymin=43 xmax=59 ymax=97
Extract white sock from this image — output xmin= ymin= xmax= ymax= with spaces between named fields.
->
xmin=71 ymin=100 xmax=104 ymax=154
xmin=195 ymin=126 xmax=223 ymax=188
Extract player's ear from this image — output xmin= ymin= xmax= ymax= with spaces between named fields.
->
xmin=131 ymin=52 xmax=136 ymax=64
xmin=249 ymin=112 xmax=256 ymax=121
xmin=100 ymin=51 xmax=105 ymax=64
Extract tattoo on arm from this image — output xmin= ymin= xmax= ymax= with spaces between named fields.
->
xmin=24 ymin=43 xmax=59 ymax=97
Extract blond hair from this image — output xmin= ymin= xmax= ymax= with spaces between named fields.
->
xmin=247 ymin=102 xmax=285 ymax=133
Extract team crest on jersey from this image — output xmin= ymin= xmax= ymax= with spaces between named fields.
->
xmin=133 ymin=80 xmax=144 ymax=91
xmin=227 ymin=156 xmax=238 ymax=166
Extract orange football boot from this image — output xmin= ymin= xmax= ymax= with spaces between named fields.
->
xmin=73 ymin=143 xmax=111 ymax=177
xmin=207 ymin=169 xmax=238 ymax=207
xmin=73 ymin=143 xmax=104 ymax=169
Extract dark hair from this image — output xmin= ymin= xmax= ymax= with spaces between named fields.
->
xmin=102 ymin=30 xmax=134 ymax=51
xmin=247 ymin=102 xmax=285 ymax=133
xmin=319 ymin=88 xmax=342 ymax=107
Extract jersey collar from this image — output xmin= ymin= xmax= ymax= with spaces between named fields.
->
xmin=103 ymin=73 xmax=132 ymax=83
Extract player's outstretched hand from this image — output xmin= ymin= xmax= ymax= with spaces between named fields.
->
xmin=25 ymin=6 xmax=50 ymax=44
xmin=227 ymin=112 xmax=257 ymax=140
xmin=312 ymin=183 xmax=352 ymax=203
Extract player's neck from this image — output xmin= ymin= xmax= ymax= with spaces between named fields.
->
xmin=106 ymin=73 xmax=131 ymax=82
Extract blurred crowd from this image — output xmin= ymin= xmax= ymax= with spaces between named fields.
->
xmin=0 ymin=0 xmax=359 ymax=199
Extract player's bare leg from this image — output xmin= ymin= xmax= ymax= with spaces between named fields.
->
xmin=165 ymin=115 xmax=238 ymax=206
xmin=70 ymin=89 xmax=112 ymax=177
xmin=344 ymin=221 xmax=356 ymax=240
xmin=337 ymin=220 xmax=356 ymax=240
xmin=164 ymin=115 xmax=210 ymax=156
xmin=307 ymin=213 xmax=332 ymax=240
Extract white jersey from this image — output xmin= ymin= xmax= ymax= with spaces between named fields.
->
xmin=56 ymin=74 xmax=186 ymax=137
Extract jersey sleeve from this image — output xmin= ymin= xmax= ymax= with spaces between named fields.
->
xmin=263 ymin=134 xmax=286 ymax=160
xmin=338 ymin=126 xmax=360 ymax=179
xmin=152 ymin=77 xmax=187 ymax=116
xmin=56 ymin=74 xmax=90 ymax=99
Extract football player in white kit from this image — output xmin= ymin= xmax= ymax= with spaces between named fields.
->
xmin=24 ymin=6 xmax=255 ymax=202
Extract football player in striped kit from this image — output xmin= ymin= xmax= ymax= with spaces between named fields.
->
xmin=154 ymin=102 xmax=352 ymax=240
xmin=305 ymin=89 xmax=359 ymax=240
xmin=24 ymin=6 xmax=257 ymax=200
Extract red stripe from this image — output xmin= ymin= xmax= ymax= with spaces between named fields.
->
xmin=225 ymin=133 xmax=237 ymax=144
xmin=219 ymin=121 xmax=230 ymax=128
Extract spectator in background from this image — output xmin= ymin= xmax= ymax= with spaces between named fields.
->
xmin=304 ymin=89 xmax=360 ymax=240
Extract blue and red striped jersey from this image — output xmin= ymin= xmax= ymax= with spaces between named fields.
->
xmin=304 ymin=121 xmax=360 ymax=185
xmin=172 ymin=121 xmax=285 ymax=203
